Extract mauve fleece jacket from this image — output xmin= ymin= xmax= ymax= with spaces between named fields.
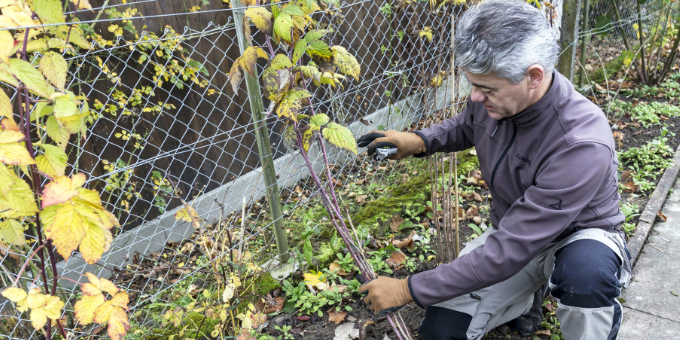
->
xmin=408 ymin=71 xmax=624 ymax=307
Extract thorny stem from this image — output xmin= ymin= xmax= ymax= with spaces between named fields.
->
xmin=10 ymin=244 xmax=46 ymax=287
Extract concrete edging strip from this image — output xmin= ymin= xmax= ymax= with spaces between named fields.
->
xmin=627 ymin=143 xmax=680 ymax=267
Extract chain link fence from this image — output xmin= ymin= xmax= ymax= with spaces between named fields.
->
xmin=0 ymin=0 xmax=669 ymax=338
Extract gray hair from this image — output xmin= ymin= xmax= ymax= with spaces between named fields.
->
xmin=455 ymin=0 xmax=559 ymax=83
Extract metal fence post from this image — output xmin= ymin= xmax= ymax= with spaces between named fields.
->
xmin=558 ymin=0 xmax=583 ymax=81
xmin=578 ymin=0 xmax=590 ymax=87
xmin=232 ymin=0 xmax=290 ymax=262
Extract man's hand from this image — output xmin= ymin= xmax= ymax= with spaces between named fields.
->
xmin=358 ymin=276 xmax=413 ymax=315
xmin=356 ymin=130 xmax=426 ymax=160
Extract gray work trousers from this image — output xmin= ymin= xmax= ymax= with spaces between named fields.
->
xmin=431 ymin=227 xmax=632 ymax=340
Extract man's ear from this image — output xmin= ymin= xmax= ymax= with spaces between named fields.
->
xmin=526 ymin=65 xmax=545 ymax=89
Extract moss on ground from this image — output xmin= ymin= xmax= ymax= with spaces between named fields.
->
xmin=353 ymin=151 xmax=479 ymax=229
xmin=255 ymin=272 xmax=281 ymax=296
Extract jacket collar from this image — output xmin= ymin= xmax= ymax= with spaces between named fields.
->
xmin=508 ymin=72 xmax=560 ymax=127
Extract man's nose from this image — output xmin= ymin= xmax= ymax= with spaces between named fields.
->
xmin=470 ymin=87 xmax=486 ymax=102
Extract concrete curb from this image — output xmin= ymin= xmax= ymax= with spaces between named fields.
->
xmin=627 ymin=142 xmax=680 ymax=267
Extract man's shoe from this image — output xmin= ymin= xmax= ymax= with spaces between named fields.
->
xmin=509 ymin=285 xmax=548 ymax=337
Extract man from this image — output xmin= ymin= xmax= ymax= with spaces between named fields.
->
xmin=356 ymin=1 xmax=632 ymax=339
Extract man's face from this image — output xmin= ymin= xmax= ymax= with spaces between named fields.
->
xmin=465 ymin=71 xmax=533 ymax=120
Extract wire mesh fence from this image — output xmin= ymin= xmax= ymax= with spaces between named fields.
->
xmin=0 ymin=0 xmax=670 ymax=338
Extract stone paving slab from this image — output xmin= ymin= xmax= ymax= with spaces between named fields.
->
xmin=619 ymin=178 xmax=680 ymax=338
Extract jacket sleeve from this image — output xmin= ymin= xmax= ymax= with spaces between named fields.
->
xmin=408 ymin=142 xmax=614 ymax=307
xmin=414 ymin=100 xmax=476 ymax=156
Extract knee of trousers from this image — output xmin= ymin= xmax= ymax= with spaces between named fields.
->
xmin=419 ymin=306 xmax=472 ymax=340
xmin=550 ymin=239 xmax=622 ymax=308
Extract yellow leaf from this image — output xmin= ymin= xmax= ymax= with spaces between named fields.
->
xmin=303 ymin=270 xmax=325 ymax=287
xmin=0 ymin=219 xmax=24 ymax=245
xmin=74 ymin=293 xmax=105 ymax=325
xmin=331 ymin=46 xmax=360 ymax=81
xmin=276 ymin=88 xmax=311 ymax=121
xmin=80 ymin=222 xmax=112 ymax=264
xmin=45 ymin=116 xmax=70 ymax=150
xmin=1 ymin=116 xmax=19 ymax=131
xmin=245 ymin=7 xmax=272 ymax=35
xmin=0 ymin=164 xmax=38 ymax=218
xmin=222 ymin=284 xmax=235 ymax=302
xmin=107 ymin=306 xmax=130 ymax=340
xmin=8 ymin=58 xmax=51 ymax=99
xmin=94 ymin=292 xmax=129 ymax=323
xmin=70 ymin=0 xmax=92 ymax=10
xmin=0 ymin=30 xmax=13 ymax=62
xmin=42 ymin=203 xmax=86 ymax=259
xmin=174 ymin=205 xmax=200 ymax=229
xmin=25 ymin=290 xmax=64 ymax=330
xmin=50 ymin=25 xmax=90 ymax=50
xmin=39 ymin=52 xmax=67 ymax=91
xmin=2 ymin=4 xmax=37 ymax=27
xmin=33 ymin=0 xmax=65 ymax=24
xmin=0 ymin=90 xmax=11 ymax=119
xmin=42 ymin=174 xmax=86 ymax=208
xmin=53 ymin=95 xmax=78 ymax=118
xmin=419 ymin=27 xmax=433 ymax=43
xmin=229 ymin=60 xmax=242 ymax=94
xmin=1 ymin=287 xmax=27 ymax=303
xmin=0 ymin=140 xmax=34 ymax=166
xmin=84 ymin=272 xmax=119 ymax=296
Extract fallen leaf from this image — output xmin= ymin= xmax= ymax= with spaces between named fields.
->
xmin=657 ymin=211 xmax=668 ymax=222
xmin=329 ymin=262 xmax=348 ymax=276
xmin=390 ymin=215 xmax=403 ymax=232
xmin=392 ymin=231 xmax=417 ymax=250
xmin=329 ymin=283 xmax=348 ymax=294
xmin=465 ymin=206 xmax=479 ymax=218
xmin=356 ymin=195 xmax=368 ymax=205
xmin=264 ymin=297 xmax=285 ymax=314
xmin=298 ymin=315 xmax=311 ymax=321
xmin=622 ymin=182 xmax=637 ymax=193
xmin=535 ymin=329 xmax=551 ymax=336
xmin=464 ymin=192 xmax=483 ymax=201
xmin=472 ymin=216 xmax=482 ymax=225
xmin=671 ymin=291 xmax=679 ymax=297
xmin=621 ymin=170 xmax=634 ymax=183
xmin=385 ymin=250 xmax=406 ymax=268
xmin=328 ymin=310 xmax=347 ymax=324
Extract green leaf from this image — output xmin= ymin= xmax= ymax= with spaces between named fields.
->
xmin=319 ymin=0 xmax=339 ymax=6
xmin=309 ymin=113 xmax=329 ymax=127
xmin=293 ymin=40 xmax=307 ymax=64
xmin=304 ymin=29 xmax=330 ymax=43
xmin=303 ymin=237 xmax=313 ymax=264
xmin=0 ymin=219 xmax=24 ymax=245
xmin=307 ymin=40 xmax=333 ymax=59
xmin=46 ymin=116 xmax=70 ymax=150
xmin=271 ymin=54 xmax=294 ymax=70
xmin=8 ymin=58 xmax=51 ymax=98
xmin=0 ymin=30 xmax=13 ymax=62
xmin=51 ymin=26 xmax=90 ymax=50
xmin=280 ymin=4 xmax=305 ymax=16
xmin=33 ymin=0 xmax=66 ymax=24
xmin=273 ymin=13 xmax=295 ymax=43
xmin=53 ymin=96 xmax=78 ymax=118
xmin=39 ymin=51 xmax=68 ymax=91
xmin=322 ymin=122 xmax=356 ymax=154
xmin=468 ymin=223 xmax=483 ymax=235
xmin=36 ymin=144 xmax=67 ymax=178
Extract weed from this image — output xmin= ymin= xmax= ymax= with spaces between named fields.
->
xmin=621 ymin=203 xmax=640 ymax=238
xmin=275 ymin=325 xmax=295 ymax=340
xmin=619 ymin=125 xmax=675 ymax=192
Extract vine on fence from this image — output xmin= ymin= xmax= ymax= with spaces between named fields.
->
xmin=0 ymin=1 xmax=129 ymax=339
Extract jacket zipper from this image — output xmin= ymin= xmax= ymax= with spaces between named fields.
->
xmin=490 ymin=124 xmax=517 ymax=188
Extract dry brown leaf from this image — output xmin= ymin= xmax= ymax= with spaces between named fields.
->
xmin=386 ymin=250 xmax=406 ymax=268
xmin=390 ymin=215 xmax=403 ymax=232
xmin=472 ymin=216 xmax=482 ymax=225
xmin=328 ymin=311 xmax=347 ymax=324
xmin=356 ymin=195 xmax=368 ymax=205
xmin=465 ymin=206 xmax=480 ymax=218
xmin=657 ymin=210 xmax=668 ymax=222
xmin=393 ymin=231 xmax=417 ymax=250
xmin=264 ymin=297 xmax=285 ymax=314
xmin=622 ymin=182 xmax=637 ymax=193
xmin=329 ymin=262 xmax=348 ymax=276
xmin=535 ymin=329 xmax=551 ymax=336
xmin=464 ymin=192 xmax=483 ymax=202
